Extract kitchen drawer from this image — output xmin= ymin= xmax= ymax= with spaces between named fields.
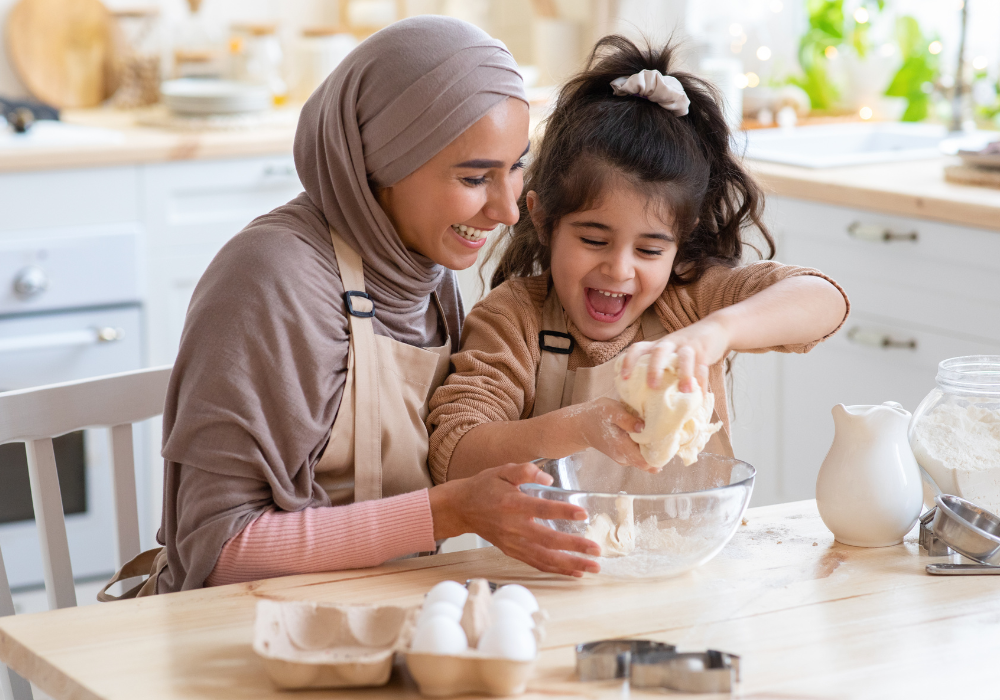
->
xmin=0 ymin=166 xmax=139 ymax=234
xmin=772 ymin=198 xmax=1000 ymax=343
xmin=142 ymin=155 xmax=303 ymax=249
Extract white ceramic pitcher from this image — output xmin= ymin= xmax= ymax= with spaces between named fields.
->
xmin=815 ymin=402 xmax=923 ymax=547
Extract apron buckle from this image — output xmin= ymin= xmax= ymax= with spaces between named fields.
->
xmin=343 ymin=290 xmax=376 ymax=318
xmin=539 ymin=330 xmax=575 ymax=355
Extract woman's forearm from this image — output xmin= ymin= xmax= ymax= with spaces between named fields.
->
xmin=712 ymin=275 xmax=847 ymax=352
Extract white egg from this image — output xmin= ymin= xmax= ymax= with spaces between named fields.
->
xmin=477 ymin=620 xmax=537 ymax=661
xmin=410 ymin=616 xmax=468 ymax=655
xmin=488 ymin=598 xmax=535 ymax=629
xmin=492 ymin=584 xmax=539 ymax=614
xmin=418 ymin=600 xmax=463 ymax=625
xmin=425 ymin=580 xmax=469 ymax=609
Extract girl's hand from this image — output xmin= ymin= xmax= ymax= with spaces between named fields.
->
xmin=619 ymin=317 xmax=731 ymax=393
xmin=555 ymin=397 xmax=656 ymax=472
xmin=428 ymin=462 xmax=602 ymax=577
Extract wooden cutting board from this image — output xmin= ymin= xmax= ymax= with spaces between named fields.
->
xmin=6 ymin=0 xmax=121 ymax=108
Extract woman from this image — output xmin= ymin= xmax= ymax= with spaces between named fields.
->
xmin=146 ymin=16 xmax=601 ymax=594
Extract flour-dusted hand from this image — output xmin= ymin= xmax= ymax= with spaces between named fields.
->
xmin=614 ymin=353 xmax=722 ymax=468
xmin=619 ymin=317 xmax=731 ymax=393
xmin=558 ymin=397 xmax=659 ymax=473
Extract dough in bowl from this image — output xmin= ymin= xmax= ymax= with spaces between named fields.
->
xmin=614 ymin=354 xmax=722 ymax=468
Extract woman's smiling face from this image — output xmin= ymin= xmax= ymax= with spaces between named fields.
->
xmin=537 ymin=181 xmax=678 ymax=341
xmin=376 ymin=97 xmax=530 ymax=271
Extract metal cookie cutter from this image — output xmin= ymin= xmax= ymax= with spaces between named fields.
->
xmin=919 ymin=507 xmax=953 ymax=556
xmin=576 ymin=639 xmax=740 ymax=693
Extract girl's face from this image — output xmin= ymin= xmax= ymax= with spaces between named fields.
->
xmin=535 ymin=182 xmax=677 ymax=342
xmin=377 ymin=97 xmax=530 ymax=271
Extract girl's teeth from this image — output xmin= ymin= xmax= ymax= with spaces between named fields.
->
xmin=452 ymin=224 xmax=489 ymax=241
xmin=597 ymin=290 xmax=626 ymax=298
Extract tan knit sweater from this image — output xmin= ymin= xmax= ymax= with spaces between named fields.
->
xmin=426 ymin=262 xmax=849 ymax=484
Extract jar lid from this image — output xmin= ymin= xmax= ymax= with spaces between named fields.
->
xmin=936 ymin=355 xmax=1000 ymax=396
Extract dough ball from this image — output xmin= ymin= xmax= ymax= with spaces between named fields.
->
xmin=614 ymin=354 xmax=722 ymax=468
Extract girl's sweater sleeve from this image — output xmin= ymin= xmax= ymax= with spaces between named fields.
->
xmin=205 ymin=489 xmax=436 ymax=586
xmin=659 ymin=261 xmax=850 ymax=354
xmin=426 ymin=280 xmax=543 ymax=485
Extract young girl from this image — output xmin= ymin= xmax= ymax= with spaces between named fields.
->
xmin=427 ymin=36 xmax=849 ymax=487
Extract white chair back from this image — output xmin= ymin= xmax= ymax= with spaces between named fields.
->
xmin=1 ymin=546 xmax=33 ymax=700
xmin=0 ymin=366 xmax=172 ymax=611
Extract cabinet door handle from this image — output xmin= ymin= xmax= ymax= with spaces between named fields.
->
xmin=262 ymin=164 xmax=297 ymax=178
xmin=847 ymin=222 xmax=919 ymax=243
xmin=0 ymin=327 xmax=124 ymax=354
xmin=847 ymin=327 xmax=918 ymax=350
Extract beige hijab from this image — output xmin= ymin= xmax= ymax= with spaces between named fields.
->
xmin=156 ymin=16 xmax=528 ymax=593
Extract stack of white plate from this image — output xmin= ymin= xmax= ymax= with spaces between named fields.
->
xmin=160 ymin=79 xmax=272 ymax=115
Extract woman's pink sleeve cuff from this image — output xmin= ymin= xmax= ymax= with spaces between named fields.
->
xmin=206 ymin=489 xmax=436 ymax=586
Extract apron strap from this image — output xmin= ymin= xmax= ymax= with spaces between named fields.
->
xmin=532 ymin=290 xmax=573 ymax=418
xmin=329 ymin=228 xmax=382 ymax=502
xmin=97 ymin=546 xmax=167 ymax=602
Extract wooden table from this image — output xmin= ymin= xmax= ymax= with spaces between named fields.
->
xmin=2 ymin=500 xmax=997 ymax=699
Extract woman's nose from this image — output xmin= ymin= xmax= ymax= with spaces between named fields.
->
xmin=483 ymin=175 xmax=521 ymax=226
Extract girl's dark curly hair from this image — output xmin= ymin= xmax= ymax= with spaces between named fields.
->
xmin=487 ymin=35 xmax=773 ymax=290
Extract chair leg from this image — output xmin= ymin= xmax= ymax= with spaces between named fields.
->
xmin=1 ymin=549 xmax=34 ymax=700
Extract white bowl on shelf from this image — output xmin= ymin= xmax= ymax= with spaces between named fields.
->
xmin=160 ymin=79 xmax=272 ymax=115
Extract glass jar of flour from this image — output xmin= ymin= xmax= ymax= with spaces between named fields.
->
xmin=909 ymin=356 xmax=1000 ymax=515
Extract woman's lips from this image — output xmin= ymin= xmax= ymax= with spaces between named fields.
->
xmin=451 ymin=224 xmax=491 ymax=249
xmin=450 ymin=224 xmax=489 ymax=249
xmin=584 ymin=287 xmax=631 ymax=323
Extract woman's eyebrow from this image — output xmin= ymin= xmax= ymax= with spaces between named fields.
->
xmin=453 ymin=142 xmax=530 ymax=169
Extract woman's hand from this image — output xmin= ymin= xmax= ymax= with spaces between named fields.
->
xmin=552 ymin=398 xmax=656 ymax=472
xmin=428 ymin=462 xmax=601 ymax=577
xmin=619 ymin=317 xmax=731 ymax=394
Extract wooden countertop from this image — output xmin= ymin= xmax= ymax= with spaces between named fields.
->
xmin=0 ymin=106 xmax=298 ymax=174
xmin=750 ymin=157 xmax=1000 ymax=232
xmin=1 ymin=499 xmax=995 ymax=699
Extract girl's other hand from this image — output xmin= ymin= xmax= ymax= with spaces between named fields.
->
xmin=557 ymin=397 xmax=657 ymax=473
xmin=619 ymin=318 xmax=731 ymax=393
xmin=428 ymin=462 xmax=602 ymax=577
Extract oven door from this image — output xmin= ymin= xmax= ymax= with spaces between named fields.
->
xmin=0 ymin=304 xmax=145 ymax=590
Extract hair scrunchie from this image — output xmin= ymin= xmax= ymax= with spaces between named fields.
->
xmin=610 ymin=69 xmax=689 ymax=116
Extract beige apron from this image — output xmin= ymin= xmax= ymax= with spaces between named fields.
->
xmin=100 ymin=228 xmax=449 ymax=601
xmin=531 ymin=289 xmax=733 ymax=458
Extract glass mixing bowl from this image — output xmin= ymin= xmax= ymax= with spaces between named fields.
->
xmin=520 ymin=450 xmax=755 ymax=579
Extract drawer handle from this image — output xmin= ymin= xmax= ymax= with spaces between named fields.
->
xmin=262 ymin=164 xmax=297 ymax=178
xmin=847 ymin=327 xmax=918 ymax=351
xmin=847 ymin=222 xmax=918 ymax=243
xmin=0 ymin=327 xmax=125 ymax=354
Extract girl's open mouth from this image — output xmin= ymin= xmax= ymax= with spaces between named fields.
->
xmin=584 ymin=287 xmax=631 ymax=323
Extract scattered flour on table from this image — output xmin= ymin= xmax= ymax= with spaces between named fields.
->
xmin=911 ymin=402 xmax=1000 ymax=514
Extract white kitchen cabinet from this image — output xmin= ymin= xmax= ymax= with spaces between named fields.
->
xmin=732 ymin=196 xmax=1000 ymax=507
xmin=141 ymin=155 xmax=303 ymax=365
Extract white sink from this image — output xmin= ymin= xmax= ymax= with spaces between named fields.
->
xmin=0 ymin=120 xmax=124 ymax=150
xmin=741 ymin=122 xmax=948 ymax=168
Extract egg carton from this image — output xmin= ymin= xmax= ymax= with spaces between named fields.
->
xmin=253 ymin=581 xmax=547 ymax=696
xmin=253 ymin=598 xmax=418 ymax=689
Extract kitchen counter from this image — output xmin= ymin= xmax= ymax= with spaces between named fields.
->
xmin=0 ymin=106 xmax=298 ymax=174
xmin=750 ymin=157 xmax=1000 ymax=232
xmin=1 ymin=499 xmax=995 ymax=699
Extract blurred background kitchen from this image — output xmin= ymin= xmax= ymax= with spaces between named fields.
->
xmin=1 ymin=0 xmax=998 ymax=605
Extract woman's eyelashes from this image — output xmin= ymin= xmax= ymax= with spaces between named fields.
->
xmin=460 ymin=160 xmax=525 ymax=187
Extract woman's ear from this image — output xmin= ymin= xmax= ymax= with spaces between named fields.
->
xmin=526 ymin=191 xmax=548 ymax=244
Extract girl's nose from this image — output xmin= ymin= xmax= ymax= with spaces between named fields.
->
xmin=483 ymin=174 xmax=521 ymax=226
xmin=603 ymin=250 xmax=635 ymax=282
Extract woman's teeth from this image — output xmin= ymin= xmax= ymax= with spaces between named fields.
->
xmin=452 ymin=224 xmax=490 ymax=242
